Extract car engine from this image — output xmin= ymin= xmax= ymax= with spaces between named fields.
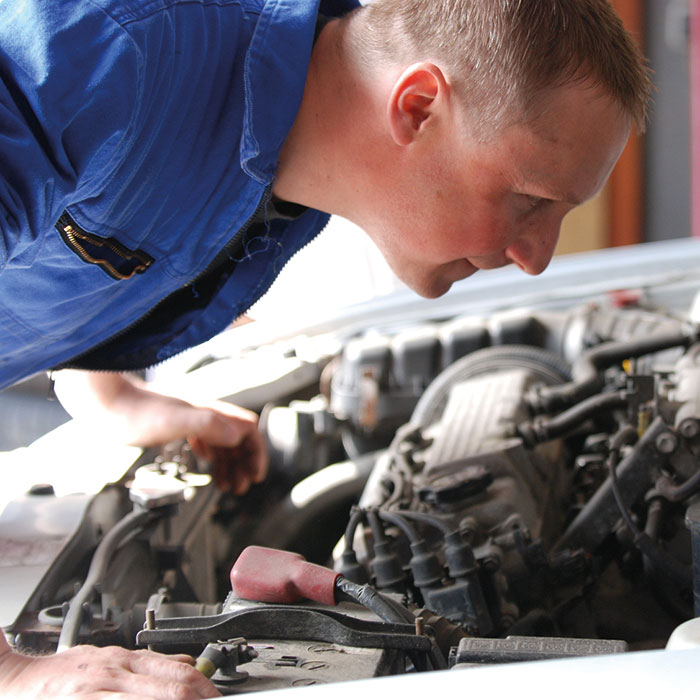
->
xmin=4 ymin=286 xmax=700 ymax=692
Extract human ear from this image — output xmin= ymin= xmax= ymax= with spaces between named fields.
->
xmin=387 ymin=63 xmax=447 ymax=146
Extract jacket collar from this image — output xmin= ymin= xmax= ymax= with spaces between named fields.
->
xmin=240 ymin=0 xmax=359 ymax=183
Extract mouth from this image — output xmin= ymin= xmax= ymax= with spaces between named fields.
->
xmin=411 ymin=261 xmax=481 ymax=299
xmin=460 ymin=259 xmax=482 ymax=276
xmin=466 ymin=256 xmax=514 ymax=272
xmin=440 ymin=260 xmax=480 ymax=289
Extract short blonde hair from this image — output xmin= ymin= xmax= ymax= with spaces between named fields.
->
xmin=351 ymin=0 xmax=652 ymax=136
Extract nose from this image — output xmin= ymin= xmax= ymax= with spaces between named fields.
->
xmin=505 ymin=224 xmax=561 ymax=276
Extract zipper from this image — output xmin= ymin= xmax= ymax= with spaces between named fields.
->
xmin=186 ymin=187 xmax=273 ymax=287
xmin=247 ymin=211 xmax=331 ymax=311
xmin=56 ymin=188 xmax=274 ymax=371
xmin=56 ymin=212 xmax=154 ymax=280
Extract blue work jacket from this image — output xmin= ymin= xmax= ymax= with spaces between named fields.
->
xmin=0 ymin=0 xmax=358 ymax=390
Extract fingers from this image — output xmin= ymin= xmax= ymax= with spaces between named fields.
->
xmin=198 ymin=405 xmax=261 ymax=447
xmin=187 ymin=405 xmax=268 ymax=495
xmin=167 ymin=654 xmax=196 ymax=666
xmin=202 ymin=435 xmax=266 ymax=495
xmin=5 ymin=646 xmax=220 ymax=700
xmin=239 ymin=424 xmax=268 ymax=484
xmin=127 ymin=650 xmax=221 ymax=698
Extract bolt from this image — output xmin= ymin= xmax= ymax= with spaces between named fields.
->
xmin=655 ymin=431 xmax=678 ymax=455
xmin=679 ymin=418 xmax=700 ymax=440
xmin=480 ymin=551 xmax=501 ymax=573
xmin=145 ymin=609 xmax=156 ymax=652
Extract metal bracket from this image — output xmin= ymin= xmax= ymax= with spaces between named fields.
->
xmin=136 ymin=603 xmax=432 ymax=654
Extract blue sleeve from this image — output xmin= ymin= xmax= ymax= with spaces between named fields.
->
xmin=0 ymin=0 xmax=139 ymax=269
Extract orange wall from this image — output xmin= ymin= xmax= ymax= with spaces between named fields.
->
xmin=556 ymin=0 xmax=645 ymax=256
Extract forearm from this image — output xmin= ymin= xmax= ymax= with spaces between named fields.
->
xmin=53 ymin=370 xmax=206 ymax=447
xmin=52 ymin=370 xmax=267 ymax=493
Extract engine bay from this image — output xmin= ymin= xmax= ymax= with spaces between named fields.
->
xmin=4 ymin=264 xmax=700 ymax=693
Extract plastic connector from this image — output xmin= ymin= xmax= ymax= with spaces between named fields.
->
xmin=409 ymin=541 xmax=443 ymax=590
xmin=444 ymin=532 xmax=477 ymax=579
xmin=369 ymin=540 xmax=406 ymax=590
xmin=230 ymin=546 xmax=340 ymax=606
xmin=435 ymin=532 xmax=493 ymax=636
xmin=337 ymin=550 xmax=369 ymax=584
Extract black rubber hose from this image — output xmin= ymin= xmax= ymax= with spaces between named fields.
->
xmin=655 ymin=470 xmax=700 ymax=503
xmin=57 ymin=507 xmax=156 ymax=651
xmin=518 ymin=390 xmax=629 ymax=446
xmin=411 ymin=345 xmax=572 ymax=425
xmin=531 ymin=329 xmax=696 ymax=413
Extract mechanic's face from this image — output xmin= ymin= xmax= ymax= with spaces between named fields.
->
xmin=365 ymin=82 xmax=631 ymax=298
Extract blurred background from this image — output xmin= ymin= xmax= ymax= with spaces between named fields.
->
xmin=558 ymin=0 xmax=696 ymax=253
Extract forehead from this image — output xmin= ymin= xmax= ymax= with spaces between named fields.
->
xmin=489 ymin=82 xmax=632 ymax=203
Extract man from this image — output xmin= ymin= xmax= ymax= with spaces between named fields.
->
xmin=0 ymin=0 xmax=650 ymax=697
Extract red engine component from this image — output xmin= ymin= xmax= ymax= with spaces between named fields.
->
xmin=230 ymin=546 xmax=340 ymax=606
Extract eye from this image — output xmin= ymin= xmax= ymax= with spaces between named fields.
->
xmin=524 ymin=195 xmax=547 ymax=210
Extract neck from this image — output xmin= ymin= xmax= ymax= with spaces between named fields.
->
xmin=272 ymin=19 xmax=343 ymax=210
xmin=272 ymin=18 xmax=387 ymax=220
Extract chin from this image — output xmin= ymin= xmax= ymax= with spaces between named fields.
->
xmin=408 ymin=276 xmax=454 ymax=299
xmin=422 ymin=263 xmax=480 ymax=298
xmin=395 ymin=262 xmax=478 ymax=299
xmin=419 ymin=283 xmax=451 ymax=299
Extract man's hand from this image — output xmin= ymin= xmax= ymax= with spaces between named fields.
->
xmin=53 ymin=371 xmax=267 ymax=495
xmin=185 ymin=400 xmax=267 ymax=494
xmin=0 ymin=634 xmax=220 ymax=699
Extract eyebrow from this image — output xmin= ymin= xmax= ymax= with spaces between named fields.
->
xmin=559 ymin=191 xmax=586 ymax=206
xmin=518 ymin=171 xmax=586 ymax=207
xmin=534 ymin=186 xmax=586 ymax=207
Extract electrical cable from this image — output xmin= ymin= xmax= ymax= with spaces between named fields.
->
xmin=391 ymin=510 xmax=452 ymax=536
xmin=607 ymin=425 xmax=691 ymax=588
xmin=334 ymin=577 xmax=415 ymax=624
xmin=377 ymin=510 xmax=420 ymax=543
xmin=366 ymin=508 xmax=388 ymax=544
xmin=334 ymin=577 xmax=445 ymax=671
xmin=343 ymin=506 xmax=365 ymax=555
